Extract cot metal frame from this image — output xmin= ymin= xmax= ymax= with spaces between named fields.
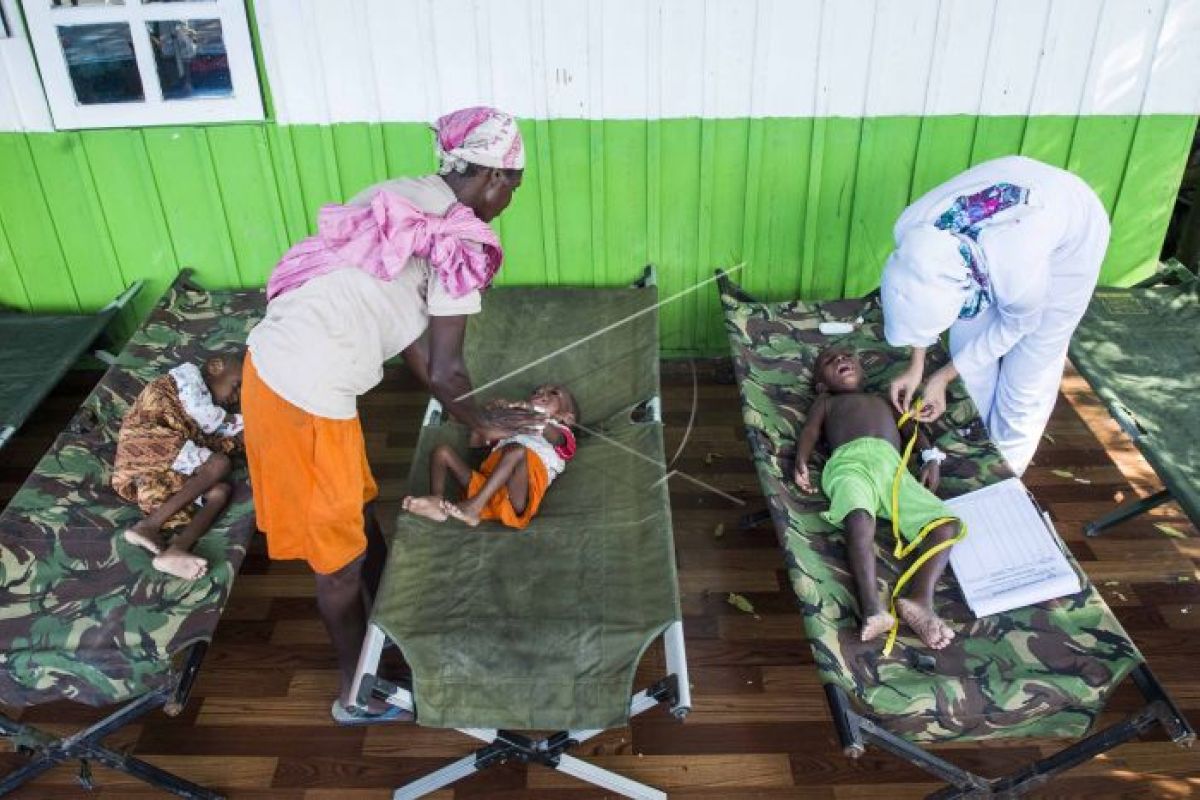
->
xmin=825 ymin=663 xmax=1194 ymax=799
xmin=350 ymin=618 xmax=690 ymax=800
xmin=0 ymin=642 xmax=219 ymax=799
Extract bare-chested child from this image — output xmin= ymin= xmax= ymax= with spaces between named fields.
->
xmin=404 ymin=384 xmax=578 ymax=529
xmin=113 ymin=354 xmax=244 ymax=580
xmin=794 ymin=346 xmax=961 ymax=650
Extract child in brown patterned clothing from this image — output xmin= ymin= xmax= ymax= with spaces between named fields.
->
xmin=113 ymin=354 xmax=243 ymax=580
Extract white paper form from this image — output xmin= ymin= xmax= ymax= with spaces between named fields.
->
xmin=946 ymin=478 xmax=1082 ymax=618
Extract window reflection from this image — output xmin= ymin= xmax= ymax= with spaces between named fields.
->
xmin=147 ymin=18 xmax=231 ymax=100
xmin=57 ymin=22 xmax=144 ymax=104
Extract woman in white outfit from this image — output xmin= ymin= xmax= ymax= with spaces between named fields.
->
xmin=882 ymin=155 xmax=1111 ymax=474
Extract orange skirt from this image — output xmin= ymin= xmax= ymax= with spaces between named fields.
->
xmin=242 ymin=354 xmax=378 ymax=574
xmin=466 ymin=446 xmax=550 ymax=530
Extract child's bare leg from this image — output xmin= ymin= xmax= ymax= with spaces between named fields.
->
xmin=451 ymin=445 xmax=528 ymax=527
xmin=124 ymin=453 xmax=232 ymax=553
xmin=897 ymin=521 xmax=958 ymax=650
xmin=403 ymin=444 xmax=473 ymax=522
xmin=153 ymin=481 xmax=231 ymax=581
xmin=843 ymin=510 xmax=894 ymax=641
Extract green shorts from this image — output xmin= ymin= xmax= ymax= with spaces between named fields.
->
xmin=820 ymin=437 xmax=954 ymax=542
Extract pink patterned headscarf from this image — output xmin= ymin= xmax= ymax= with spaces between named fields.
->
xmin=266 ymin=191 xmax=502 ymax=302
xmin=434 ymin=107 xmax=525 ymax=174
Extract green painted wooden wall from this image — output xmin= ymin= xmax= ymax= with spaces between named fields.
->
xmin=0 ymin=114 xmax=1194 ymax=354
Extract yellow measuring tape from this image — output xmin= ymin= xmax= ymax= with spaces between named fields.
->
xmin=881 ymin=401 xmax=968 ymax=656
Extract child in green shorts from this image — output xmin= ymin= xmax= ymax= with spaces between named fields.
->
xmin=794 ymin=346 xmax=962 ymax=650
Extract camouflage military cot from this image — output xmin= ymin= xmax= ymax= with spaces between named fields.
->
xmin=717 ymin=270 xmax=1194 ymax=797
xmin=1067 ymin=262 xmax=1199 ymax=536
xmin=0 ymin=271 xmax=263 ymax=799
xmin=349 ymin=268 xmax=692 ymax=800
xmin=0 ymin=280 xmax=143 ymax=451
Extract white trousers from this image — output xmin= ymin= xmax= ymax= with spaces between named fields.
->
xmin=949 ymin=205 xmax=1110 ymax=474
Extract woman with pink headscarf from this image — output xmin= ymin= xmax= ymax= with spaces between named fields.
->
xmin=242 ymin=107 xmax=540 ymax=723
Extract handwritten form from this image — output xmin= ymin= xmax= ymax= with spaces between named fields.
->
xmin=946 ymin=478 xmax=1082 ymax=618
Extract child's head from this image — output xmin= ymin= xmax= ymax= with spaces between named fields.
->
xmin=203 ymin=353 xmax=243 ymax=406
xmin=813 ymin=346 xmax=864 ymax=395
xmin=529 ymin=384 xmax=579 ymax=426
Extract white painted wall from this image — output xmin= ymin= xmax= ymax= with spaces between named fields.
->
xmin=3 ymin=0 xmax=1200 ymax=131
xmin=0 ymin=0 xmax=53 ymax=131
xmin=255 ymin=0 xmax=1200 ymax=124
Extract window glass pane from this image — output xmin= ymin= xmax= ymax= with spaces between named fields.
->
xmin=52 ymin=1 xmax=126 ymax=8
xmin=57 ymin=23 xmax=144 ymax=104
xmin=147 ymin=19 xmax=231 ymax=100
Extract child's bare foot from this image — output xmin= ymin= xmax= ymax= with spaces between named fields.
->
xmin=402 ymin=496 xmax=448 ymax=522
xmin=896 ymin=598 xmax=955 ymax=650
xmin=445 ymin=502 xmax=481 ymax=527
xmin=123 ymin=520 xmax=164 ymax=555
xmin=152 ymin=546 xmax=209 ymax=581
xmin=860 ymin=612 xmax=896 ymax=642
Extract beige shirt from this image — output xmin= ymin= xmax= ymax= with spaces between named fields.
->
xmin=247 ymin=175 xmax=482 ymax=419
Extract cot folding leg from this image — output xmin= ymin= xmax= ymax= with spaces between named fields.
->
xmin=825 ymin=662 xmax=1195 ymax=799
xmin=351 ymin=620 xmax=690 ymax=799
xmin=1083 ymin=489 xmax=1173 ymax=537
xmin=0 ymin=643 xmax=219 ymax=799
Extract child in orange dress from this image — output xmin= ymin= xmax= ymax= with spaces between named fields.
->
xmin=403 ymin=384 xmax=578 ymax=529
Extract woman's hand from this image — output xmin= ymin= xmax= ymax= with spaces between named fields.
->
xmin=916 ymin=371 xmax=949 ymax=422
xmin=890 ymin=364 xmax=924 ymax=414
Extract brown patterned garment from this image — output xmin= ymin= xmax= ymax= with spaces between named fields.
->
xmin=112 ymin=374 xmax=242 ymax=529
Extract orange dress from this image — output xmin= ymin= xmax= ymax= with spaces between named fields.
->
xmin=241 ymin=354 xmax=378 ymax=574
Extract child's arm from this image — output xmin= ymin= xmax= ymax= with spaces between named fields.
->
xmin=793 ymin=395 xmax=828 ymax=494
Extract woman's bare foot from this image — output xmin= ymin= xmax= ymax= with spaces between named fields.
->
xmin=896 ymin=598 xmax=955 ymax=650
xmin=152 ymin=546 xmax=209 ymax=581
xmin=123 ymin=520 xmax=164 ymax=555
xmin=402 ymin=496 xmax=448 ymax=522
xmin=860 ymin=612 xmax=896 ymax=642
xmin=445 ymin=501 xmax=481 ymax=527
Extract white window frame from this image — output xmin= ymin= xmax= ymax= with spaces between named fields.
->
xmin=22 ymin=0 xmax=263 ymax=129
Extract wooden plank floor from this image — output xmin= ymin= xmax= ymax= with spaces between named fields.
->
xmin=1 ymin=361 xmax=1197 ymax=798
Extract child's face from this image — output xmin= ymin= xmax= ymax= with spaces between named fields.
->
xmin=529 ymin=384 xmax=574 ymax=423
xmin=206 ymin=359 xmax=242 ymax=406
xmin=815 ymin=348 xmax=864 ymax=393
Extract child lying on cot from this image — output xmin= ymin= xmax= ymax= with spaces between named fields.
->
xmin=404 ymin=384 xmax=579 ymax=529
xmin=113 ymin=354 xmax=244 ymax=581
xmin=794 ymin=346 xmax=962 ymax=650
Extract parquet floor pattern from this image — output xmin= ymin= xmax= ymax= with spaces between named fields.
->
xmin=0 ymin=362 xmax=1196 ymax=798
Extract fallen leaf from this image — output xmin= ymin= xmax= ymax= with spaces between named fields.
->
xmin=705 ymin=452 xmax=724 ymax=465
xmin=1182 ymin=608 xmax=1191 ymax=615
xmin=1114 ymin=593 xmax=1128 ymax=602
xmin=1154 ymin=523 xmax=1187 ymax=539
xmin=1103 ymin=581 xmax=1120 ymax=587
xmin=1052 ymin=469 xmax=1074 ymax=479
xmin=1178 ymin=576 xmax=1193 ymax=583
xmin=713 ymin=523 xmax=725 ymax=538
xmin=1074 ymin=477 xmax=1092 ymax=485
xmin=726 ymin=592 xmax=761 ymax=619
xmin=1042 ymin=433 xmax=1056 ymax=444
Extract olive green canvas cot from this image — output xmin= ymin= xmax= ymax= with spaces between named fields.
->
xmin=0 ymin=272 xmax=263 ymax=799
xmin=1067 ymin=263 xmax=1199 ymax=536
xmin=717 ymin=270 xmax=1194 ymax=798
xmin=349 ymin=269 xmax=691 ymax=800
xmin=0 ymin=281 xmax=142 ymax=451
